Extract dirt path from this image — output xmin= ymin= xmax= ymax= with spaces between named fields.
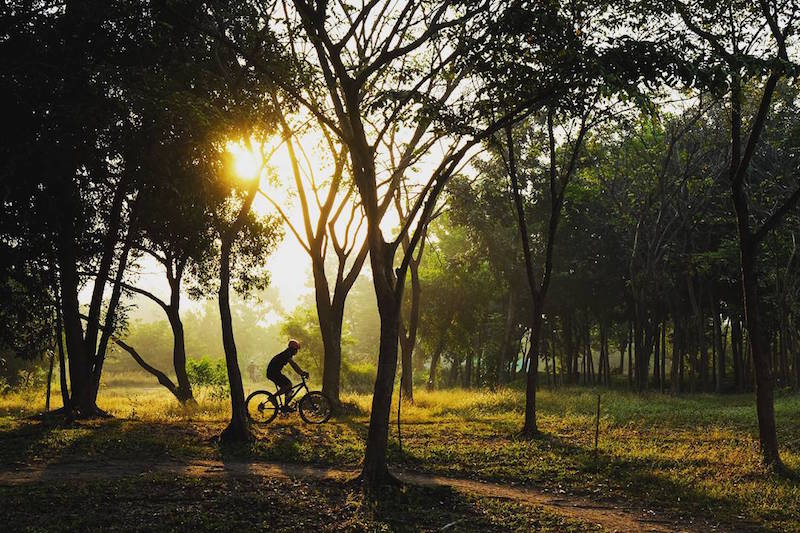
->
xmin=0 ymin=459 xmax=710 ymax=532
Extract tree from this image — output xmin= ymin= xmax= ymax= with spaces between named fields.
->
xmin=214 ymin=139 xmax=283 ymax=444
xmin=499 ymin=110 xmax=590 ymax=435
xmin=0 ymin=1 xmax=157 ymax=416
xmin=667 ymin=0 xmax=800 ymax=469
xmin=261 ymin=99 xmax=368 ymax=408
xmin=204 ymin=0 xmax=557 ymax=487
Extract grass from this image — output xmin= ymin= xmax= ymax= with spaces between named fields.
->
xmin=1 ymin=382 xmax=799 ymax=531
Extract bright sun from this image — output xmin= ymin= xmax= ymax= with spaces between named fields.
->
xmin=227 ymin=140 xmax=263 ymax=181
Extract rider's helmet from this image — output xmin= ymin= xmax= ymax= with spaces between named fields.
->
xmin=288 ymin=339 xmax=301 ymax=351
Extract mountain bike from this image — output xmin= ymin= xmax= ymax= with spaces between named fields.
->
xmin=245 ymin=375 xmax=332 ymax=424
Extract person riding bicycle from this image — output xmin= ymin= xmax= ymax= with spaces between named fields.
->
xmin=266 ymin=339 xmax=308 ymax=409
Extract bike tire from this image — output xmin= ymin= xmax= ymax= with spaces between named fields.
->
xmin=246 ymin=390 xmax=279 ymax=424
xmin=298 ymin=391 xmax=332 ymax=424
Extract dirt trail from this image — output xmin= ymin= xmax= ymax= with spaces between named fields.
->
xmin=0 ymin=459 xmax=713 ymax=532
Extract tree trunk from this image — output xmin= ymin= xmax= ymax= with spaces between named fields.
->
xmin=55 ymin=298 xmax=70 ymax=410
xmin=627 ymin=321 xmax=633 ymax=388
xmin=585 ymin=317 xmax=594 ymax=385
xmin=660 ymin=319 xmax=667 ymax=393
xmin=92 ymin=228 xmax=135 ymax=402
xmin=167 ymin=307 xmax=193 ymax=403
xmin=619 ymin=329 xmax=627 ymax=375
xmin=670 ymin=320 xmax=681 ymax=394
xmin=653 ymin=321 xmax=661 ymax=389
xmin=732 ymin=318 xmax=743 ymax=392
xmin=361 ymin=224 xmax=402 ymax=487
xmin=399 ymin=253 xmax=422 ymax=402
xmin=464 ymin=350 xmax=473 ymax=389
xmin=219 ymin=185 xmax=259 ymax=443
xmin=498 ymin=291 xmax=515 ymax=385
xmin=84 ymin=178 xmax=127 ymax=371
xmin=727 ymin=65 xmax=782 ymax=463
xmin=361 ymin=272 xmax=400 ymax=486
xmin=427 ymin=335 xmax=447 ymax=391
xmin=476 ymin=345 xmax=483 ymax=389
xmin=319 ymin=299 xmax=344 ymax=407
xmin=312 ymin=249 xmax=354 ymax=409
xmin=45 ymin=349 xmax=54 ymax=412
xmin=740 ymin=246 xmax=782 ymax=467
xmin=714 ymin=299 xmax=726 ymax=393
xmin=544 ymin=340 xmax=551 ymax=388
xmin=522 ymin=306 xmax=542 ymax=436
xmin=57 ymin=226 xmax=96 ymax=416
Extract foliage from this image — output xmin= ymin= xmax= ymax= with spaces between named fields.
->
xmin=341 ymin=360 xmax=376 ymax=394
xmin=186 ymin=357 xmax=228 ymax=400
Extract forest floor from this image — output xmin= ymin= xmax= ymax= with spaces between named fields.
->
xmin=0 ymin=384 xmax=799 ymax=531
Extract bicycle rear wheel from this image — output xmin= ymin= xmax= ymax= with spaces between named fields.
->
xmin=246 ymin=390 xmax=279 ymax=424
xmin=298 ymin=391 xmax=332 ymax=424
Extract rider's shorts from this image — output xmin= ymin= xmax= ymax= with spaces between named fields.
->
xmin=267 ymin=365 xmax=291 ymax=390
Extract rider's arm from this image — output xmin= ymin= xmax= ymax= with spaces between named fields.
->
xmin=289 ymin=359 xmax=307 ymax=376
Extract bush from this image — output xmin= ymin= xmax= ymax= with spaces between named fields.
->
xmin=187 ymin=357 xmax=228 ymax=400
xmin=341 ymin=360 xmax=375 ymax=394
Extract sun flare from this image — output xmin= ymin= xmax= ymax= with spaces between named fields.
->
xmin=227 ymin=140 xmax=263 ymax=181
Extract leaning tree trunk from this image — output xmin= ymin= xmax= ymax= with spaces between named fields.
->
xmin=91 ymin=226 xmax=135 ymax=402
xmin=167 ymin=276 xmax=193 ymax=403
xmin=219 ymin=237 xmax=250 ymax=442
xmin=219 ymin=185 xmax=259 ymax=443
xmin=167 ymin=309 xmax=194 ymax=403
xmin=53 ymin=288 xmax=71 ymax=411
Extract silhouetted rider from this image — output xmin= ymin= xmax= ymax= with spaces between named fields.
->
xmin=266 ymin=339 xmax=308 ymax=404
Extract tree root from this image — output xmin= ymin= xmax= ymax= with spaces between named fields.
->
xmin=352 ymin=465 xmax=403 ymax=496
xmin=219 ymin=422 xmax=254 ymax=444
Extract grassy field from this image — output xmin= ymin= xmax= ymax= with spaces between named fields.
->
xmin=1 ymin=381 xmax=799 ymax=531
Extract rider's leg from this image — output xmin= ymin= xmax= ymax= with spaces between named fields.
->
xmin=272 ymin=373 xmax=294 ymax=408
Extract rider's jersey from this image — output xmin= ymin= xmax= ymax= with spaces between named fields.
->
xmin=268 ymin=347 xmax=294 ymax=373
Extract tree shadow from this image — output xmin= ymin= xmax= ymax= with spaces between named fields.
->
xmin=396 ymin=426 xmax=793 ymax=531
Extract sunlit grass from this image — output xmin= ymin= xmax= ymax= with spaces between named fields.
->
xmin=1 ymin=382 xmax=799 ymax=530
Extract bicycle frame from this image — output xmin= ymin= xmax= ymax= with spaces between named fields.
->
xmin=275 ymin=375 xmax=309 ymax=407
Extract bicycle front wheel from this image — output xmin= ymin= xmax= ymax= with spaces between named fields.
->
xmin=298 ymin=391 xmax=332 ymax=424
xmin=246 ymin=390 xmax=279 ymax=424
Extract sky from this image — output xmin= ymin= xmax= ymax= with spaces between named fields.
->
xmin=82 ymin=108 xmax=477 ymax=327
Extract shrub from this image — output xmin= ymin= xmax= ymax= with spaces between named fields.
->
xmin=187 ymin=357 xmax=228 ymax=400
xmin=341 ymin=360 xmax=375 ymax=394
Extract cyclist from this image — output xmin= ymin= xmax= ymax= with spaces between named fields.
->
xmin=266 ymin=339 xmax=308 ymax=410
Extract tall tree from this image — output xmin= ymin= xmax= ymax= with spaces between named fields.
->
xmin=668 ymin=0 xmax=800 ymax=469
xmin=261 ymin=99 xmax=368 ymax=408
xmin=499 ymin=110 xmax=590 ymax=435
xmin=203 ymin=0 xmax=558 ymax=486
